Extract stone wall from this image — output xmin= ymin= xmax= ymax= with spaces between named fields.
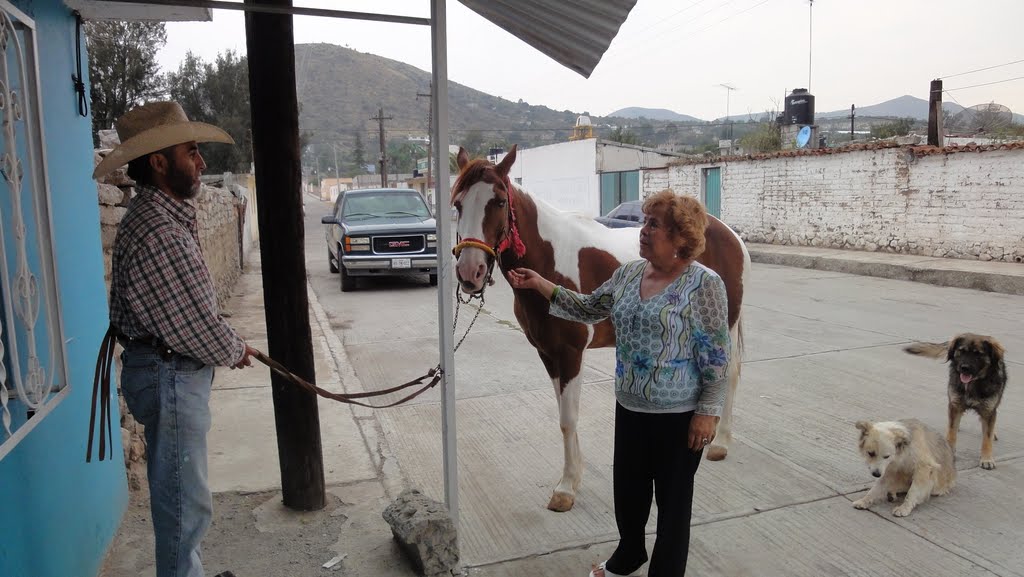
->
xmin=95 ymin=153 xmax=248 ymax=489
xmin=649 ymin=143 xmax=1024 ymax=263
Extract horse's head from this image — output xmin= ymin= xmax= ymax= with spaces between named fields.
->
xmin=451 ymin=144 xmax=522 ymax=294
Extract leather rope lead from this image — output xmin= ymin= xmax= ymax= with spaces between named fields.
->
xmin=252 ymin=350 xmax=442 ymax=409
xmin=86 ymin=324 xmax=117 ymax=462
xmin=88 ymin=334 xmax=445 ymax=463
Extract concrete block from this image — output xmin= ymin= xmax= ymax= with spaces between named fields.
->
xmin=382 ymin=489 xmax=459 ymax=577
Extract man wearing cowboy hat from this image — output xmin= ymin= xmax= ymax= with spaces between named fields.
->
xmin=96 ymin=101 xmax=254 ymax=577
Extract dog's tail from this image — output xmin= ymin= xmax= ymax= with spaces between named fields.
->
xmin=903 ymin=341 xmax=949 ymax=359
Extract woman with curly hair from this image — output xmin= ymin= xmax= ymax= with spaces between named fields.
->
xmin=507 ymin=189 xmax=731 ymax=577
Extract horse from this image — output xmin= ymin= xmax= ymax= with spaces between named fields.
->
xmin=451 ymin=145 xmax=750 ymax=512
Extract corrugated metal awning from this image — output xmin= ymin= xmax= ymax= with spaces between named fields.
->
xmin=458 ymin=0 xmax=637 ymax=78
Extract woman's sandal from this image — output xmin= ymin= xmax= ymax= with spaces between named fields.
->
xmin=588 ymin=561 xmax=642 ymax=577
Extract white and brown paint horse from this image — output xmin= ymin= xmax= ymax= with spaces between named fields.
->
xmin=451 ymin=145 xmax=750 ymax=512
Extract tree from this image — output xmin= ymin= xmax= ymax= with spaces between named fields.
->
xmin=351 ymin=131 xmax=366 ymax=173
xmin=871 ymin=117 xmax=914 ymax=139
xmin=607 ymin=126 xmax=640 ymax=145
xmin=738 ymin=122 xmax=781 ymax=153
xmin=86 ymin=21 xmax=167 ymax=145
xmin=167 ymin=50 xmax=252 ymax=173
xmin=460 ymin=130 xmax=486 ymax=156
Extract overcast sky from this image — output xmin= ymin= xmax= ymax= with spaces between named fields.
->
xmin=157 ymin=0 xmax=1024 ymax=121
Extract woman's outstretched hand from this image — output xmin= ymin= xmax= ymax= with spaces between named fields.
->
xmin=506 ymin=268 xmax=556 ymax=299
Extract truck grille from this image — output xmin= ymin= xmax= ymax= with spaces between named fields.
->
xmin=373 ymin=235 xmax=425 ymax=254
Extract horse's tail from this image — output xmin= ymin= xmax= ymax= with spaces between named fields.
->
xmin=736 ymin=316 xmax=744 ymax=376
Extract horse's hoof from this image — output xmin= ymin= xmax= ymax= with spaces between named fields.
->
xmin=706 ymin=445 xmax=728 ymax=461
xmin=547 ymin=492 xmax=574 ymax=512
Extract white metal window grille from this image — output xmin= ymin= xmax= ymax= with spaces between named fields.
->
xmin=0 ymin=0 xmax=71 ymax=460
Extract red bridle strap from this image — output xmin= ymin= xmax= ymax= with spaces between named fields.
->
xmin=495 ymin=175 xmax=527 ymax=258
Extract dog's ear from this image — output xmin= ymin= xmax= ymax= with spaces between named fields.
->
xmin=947 ymin=336 xmax=964 ymax=362
xmin=855 ymin=421 xmax=872 ymax=437
xmin=892 ymin=428 xmax=910 ymax=452
xmin=983 ymin=338 xmax=1005 ymax=364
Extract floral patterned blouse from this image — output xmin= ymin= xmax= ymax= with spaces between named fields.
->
xmin=550 ymin=259 xmax=731 ymax=415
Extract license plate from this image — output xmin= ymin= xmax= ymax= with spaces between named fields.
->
xmin=392 ymin=258 xmax=411 ymax=269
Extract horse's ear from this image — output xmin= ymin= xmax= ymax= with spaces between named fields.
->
xmin=496 ymin=144 xmax=517 ymax=176
xmin=457 ymin=147 xmax=470 ymax=170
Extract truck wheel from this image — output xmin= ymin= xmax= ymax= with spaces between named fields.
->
xmin=340 ymin=266 xmax=355 ymax=292
xmin=328 ymin=247 xmax=339 ymax=273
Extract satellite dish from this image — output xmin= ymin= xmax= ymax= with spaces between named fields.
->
xmin=949 ymin=102 xmax=1014 ymax=134
xmin=796 ymin=126 xmax=812 ymax=148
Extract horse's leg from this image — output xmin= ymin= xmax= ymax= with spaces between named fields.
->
xmin=707 ymin=319 xmax=741 ymax=461
xmin=548 ymin=372 xmax=583 ymax=511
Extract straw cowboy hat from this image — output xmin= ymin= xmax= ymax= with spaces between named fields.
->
xmin=92 ymin=101 xmax=234 ymax=180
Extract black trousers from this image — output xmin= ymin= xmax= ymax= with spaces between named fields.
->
xmin=606 ymin=404 xmax=702 ymax=577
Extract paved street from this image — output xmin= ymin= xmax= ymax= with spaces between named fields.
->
xmin=101 ymin=195 xmax=1024 ymax=577
xmin=302 ymin=196 xmax=1023 ymax=576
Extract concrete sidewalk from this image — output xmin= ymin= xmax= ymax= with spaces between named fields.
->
xmin=101 ymin=237 xmax=1022 ymax=577
xmin=747 ymin=243 xmax=1024 ymax=296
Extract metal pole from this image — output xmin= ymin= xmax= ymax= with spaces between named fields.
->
xmin=332 ymin=143 xmax=339 ymax=198
xmin=431 ymin=0 xmax=458 ymax=527
xmin=849 ymin=104 xmax=855 ymax=141
xmin=808 ymin=0 xmax=813 ymax=92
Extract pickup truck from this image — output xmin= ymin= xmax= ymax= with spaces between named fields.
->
xmin=321 ymin=188 xmax=438 ymax=291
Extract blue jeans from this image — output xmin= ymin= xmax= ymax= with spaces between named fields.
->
xmin=120 ymin=343 xmax=214 ymax=577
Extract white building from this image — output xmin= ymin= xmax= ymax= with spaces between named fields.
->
xmin=502 ymin=138 xmax=684 ymax=218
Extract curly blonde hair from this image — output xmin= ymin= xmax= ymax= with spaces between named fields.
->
xmin=641 ymin=189 xmax=708 ymax=260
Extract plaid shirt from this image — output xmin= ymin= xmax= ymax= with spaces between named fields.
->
xmin=110 ymin=185 xmax=244 ymax=366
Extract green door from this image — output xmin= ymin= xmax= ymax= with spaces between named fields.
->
xmin=600 ymin=171 xmax=640 ymax=215
xmin=703 ymin=167 xmax=721 ymax=218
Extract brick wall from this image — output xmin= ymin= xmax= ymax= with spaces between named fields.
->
xmin=652 ymin=145 xmax=1024 ymax=263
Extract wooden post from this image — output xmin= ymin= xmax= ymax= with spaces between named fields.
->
xmin=928 ymin=79 xmax=943 ymax=147
xmin=244 ymin=0 xmax=326 ymax=511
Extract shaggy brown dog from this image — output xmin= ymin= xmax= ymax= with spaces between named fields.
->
xmin=904 ymin=334 xmax=1007 ymax=470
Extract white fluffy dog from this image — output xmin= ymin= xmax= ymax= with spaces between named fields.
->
xmin=852 ymin=419 xmax=956 ymax=517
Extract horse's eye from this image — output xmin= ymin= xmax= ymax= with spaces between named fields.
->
xmin=498 ymin=200 xmax=507 ymax=208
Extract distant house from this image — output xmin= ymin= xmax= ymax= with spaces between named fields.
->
xmin=0 ymin=2 xmax=216 ymax=576
xmin=319 ymin=177 xmax=354 ymax=202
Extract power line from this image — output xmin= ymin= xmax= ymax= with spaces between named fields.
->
xmin=939 ymin=58 xmax=1024 ymax=80
xmin=940 ymin=75 xmax=1024 ymax=93
xmin=610 ymin=0 xmax=741 ymax=60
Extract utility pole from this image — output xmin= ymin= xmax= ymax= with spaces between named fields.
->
xmin=849 ymin=104 xmax=856 ymax=142
xmin=416 ymin=86 xmax=432 ymax=203
xmin=371 ymin=107 xmax=393 ymax=187
xmin=928 ymin=79 xmax=943 ymax=147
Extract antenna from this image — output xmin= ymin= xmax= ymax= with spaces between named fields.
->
xmin=717 ymin=83 xmax=738 ymax=139
xmin=808 ymin=0 xmax=814 ymax=91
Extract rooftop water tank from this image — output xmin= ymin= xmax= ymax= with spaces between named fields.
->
xmin=784 ymin=88 xmax=815 ymax=126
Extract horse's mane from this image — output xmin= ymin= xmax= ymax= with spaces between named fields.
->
xmin=451 ymin=158 xmax=504 ymax=202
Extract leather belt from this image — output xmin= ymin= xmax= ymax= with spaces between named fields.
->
xmin=116 ymin=331 xmax=175 ymax=361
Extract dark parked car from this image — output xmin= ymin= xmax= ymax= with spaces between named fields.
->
xmin=321 ymin=188 xmax=438 ymax=291
xmin=594 ymin=200 xmax=643 ymax=228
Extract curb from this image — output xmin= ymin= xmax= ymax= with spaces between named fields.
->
xmin=747 ymin=249 xmax=1024 ymax=296
xmin=305 ymin=280 xmax=406 ymax=498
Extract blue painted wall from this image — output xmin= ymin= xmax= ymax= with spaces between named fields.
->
xmin=0 ymin=1 xmax=128 ymax=576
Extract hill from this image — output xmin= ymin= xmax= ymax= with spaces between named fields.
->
xmin=817 ymin=95 xmax=965 ymax=120
xmin=606 ymin=107 xmax=703 ymax=123
xmin=295 ymin=43 xmax=592 ymax=155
